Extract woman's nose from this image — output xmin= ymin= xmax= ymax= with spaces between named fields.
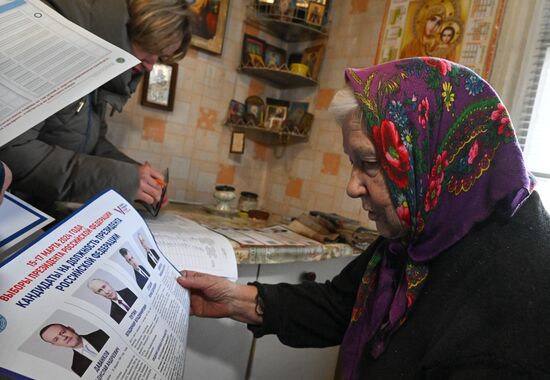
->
xmin=346 ymin=168 xmax=367 ymax=198
xmin=141 ymin=59 xmax=156 ymax=72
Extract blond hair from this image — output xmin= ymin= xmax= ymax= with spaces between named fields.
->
xmin=127 ymin=0 xmax=192 ymax=63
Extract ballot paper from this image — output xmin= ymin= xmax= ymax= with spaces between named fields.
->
xmin=0 ymin=0 xmax=140 ymax=145
xmin=0 ymin=192 xmax=53 ymax=256
xmin=0 ymin=189 xmax=237 ymax=379
xmin=145 ymin=214 xmax=238 ymax=281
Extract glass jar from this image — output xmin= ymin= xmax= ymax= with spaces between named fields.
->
xmin=213 ymin=185 xmax=236 ymax=211
xmin=238 ymin=191 xmax=258 ymax=212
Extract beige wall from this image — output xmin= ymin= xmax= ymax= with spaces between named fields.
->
xmin=110 ymin=0 xmax=532 ymax=228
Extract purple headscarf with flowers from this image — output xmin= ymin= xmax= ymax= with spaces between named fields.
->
xmin=340 ymin=57 xmax=535 ymax=379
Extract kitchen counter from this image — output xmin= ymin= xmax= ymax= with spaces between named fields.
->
xmin=143 ymin=202 xmax=365 ymax=265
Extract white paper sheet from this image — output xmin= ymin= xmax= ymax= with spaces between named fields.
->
xmin=145 ymin=214 xmax=238 ymax=281
xmin=0 ymin=0 xmax=139 ymax=145
xmin=0 ymin=190 xmax=191 ymax=379
xmin=0 ymin=192 xmax=54 ymax=254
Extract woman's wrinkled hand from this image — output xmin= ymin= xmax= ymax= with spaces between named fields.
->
xmin=177 ymin=271 xmax=262 ymax=324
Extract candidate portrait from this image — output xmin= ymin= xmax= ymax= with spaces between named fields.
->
xmin=39 ymin=324 xmax=109 ymax=377
xmin=87 ymin=278 xmax=137 ymax=323
xmin=119 ymin=247 xmax=150 ymax=289
xmin=137 ymin=233 xmax=160 ymax=269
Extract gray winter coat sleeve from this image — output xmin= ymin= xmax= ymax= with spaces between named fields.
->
xmin=0 ymin=124 xmax=140 ymax=203
xmin=92 ymin=116 xmax=138 ymax=164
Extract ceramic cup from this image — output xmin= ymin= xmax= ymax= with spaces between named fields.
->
xmin=290 ymin=63 xmax=309 ymax=77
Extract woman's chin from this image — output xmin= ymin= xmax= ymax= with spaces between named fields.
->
xmin=376 ymin=223 xmax=407 ymax=240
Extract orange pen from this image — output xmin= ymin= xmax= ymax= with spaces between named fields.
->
xmin=155 ymin=178 xmax=166 ymax=187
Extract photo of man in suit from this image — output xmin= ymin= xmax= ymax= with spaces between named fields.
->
xmin=119 ymin=248 xmax=150 ymax=289
xmin=137 ymin=233 xmax=160 ymax=269
xmin=87 ymin=278 xmax=137 ymax=323
xmin=39 ymin=324 xmax=109 ymax=377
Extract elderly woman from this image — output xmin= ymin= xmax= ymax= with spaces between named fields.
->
xmin=177 ymin=58 xmax=550 ymax=379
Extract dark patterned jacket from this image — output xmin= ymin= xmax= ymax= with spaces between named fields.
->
xmin=250 ymin=193 xmax=550 ymax=379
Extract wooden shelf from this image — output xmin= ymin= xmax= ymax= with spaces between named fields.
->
xmin=245 ymin=4 xmax=329 ymax=42
xmin=227 ymin=122 xmax=309 ymax=146
xmin=238 ymin=65 xmax=317 ymax=89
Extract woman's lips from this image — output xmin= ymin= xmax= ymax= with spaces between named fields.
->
xmin=364 ymin=206 xmax=376 ymax=220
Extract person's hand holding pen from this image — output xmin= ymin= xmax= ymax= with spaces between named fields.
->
xmin=135 ymin=161 xmax=166 ymax=205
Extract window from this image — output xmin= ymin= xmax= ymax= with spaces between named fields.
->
xmin=513 ymin=0 xmax=550 ymax=209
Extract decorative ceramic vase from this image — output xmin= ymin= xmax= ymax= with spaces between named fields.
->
xmin=213 ymin=185 xmax=236 ymax=211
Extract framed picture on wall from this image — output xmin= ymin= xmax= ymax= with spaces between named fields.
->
xmin=189 ymin=0 xmax=229 ymax=54
xmin=264 ymin=104 xmax=288 ymax=130
xmin=306 ymin=2 xmax=325 ymax=26
xmin=227 ymin=99 xmax=246 ymax=124
xmin=375 ymin=0 xmax=506 ymax=78
xmin=264 ymin=44 xmax=287 ymax=68
xmin=141 ymin=63 xmax=178 ymax=111
xmin=298 ymin=112 xmax=314 ymax=134
xmin=244 ymin=95 xmax=265 ymax=125
xmin=301 ymin=43 xmax=325 ymax=80
xmin=278 ymin=0 xmax=295 ymax=19
xmin=242 ymin=34 xmax=266 ymax=67
xmin=287 ymin=101 xmax=309 ymax=126
xmin=230 ymin=131 xmax=245 ymax=154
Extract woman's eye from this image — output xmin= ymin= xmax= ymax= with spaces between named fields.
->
xmin=362 ymin=161 xmax=380 ymax=175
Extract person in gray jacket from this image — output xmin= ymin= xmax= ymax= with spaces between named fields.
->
xmin=0 ymin=0 xmax=191 ymax=212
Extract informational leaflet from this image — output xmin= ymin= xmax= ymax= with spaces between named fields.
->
xmin=0 ymin=0 xmax=140 ymax=145
xmin=0 ymin=190 xmax=200 ymax=380
xmin=0 ymin=192 xmax=53 ymax=255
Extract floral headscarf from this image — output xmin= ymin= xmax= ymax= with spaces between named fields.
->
xmin=340 ymin=57 xmax=534 ymax=379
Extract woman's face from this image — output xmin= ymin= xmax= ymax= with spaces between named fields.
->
xmin=441 ymin=27 xmax=454 ymax=43
xmin=425 ymin=15 xmax=442 ymax=36
xmin=131 ymin=39 xmax=181 ymax=74
xmin=341 ymin=113 xmax=406 ymax=239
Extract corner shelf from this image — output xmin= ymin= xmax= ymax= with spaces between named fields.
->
xmin=227 ymin=121 xmax=309 ymax=146
xmin=238 ymin=64 xmax=317 ymax=89
xmin=245 ymin=4 xmax=329 ymax=42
